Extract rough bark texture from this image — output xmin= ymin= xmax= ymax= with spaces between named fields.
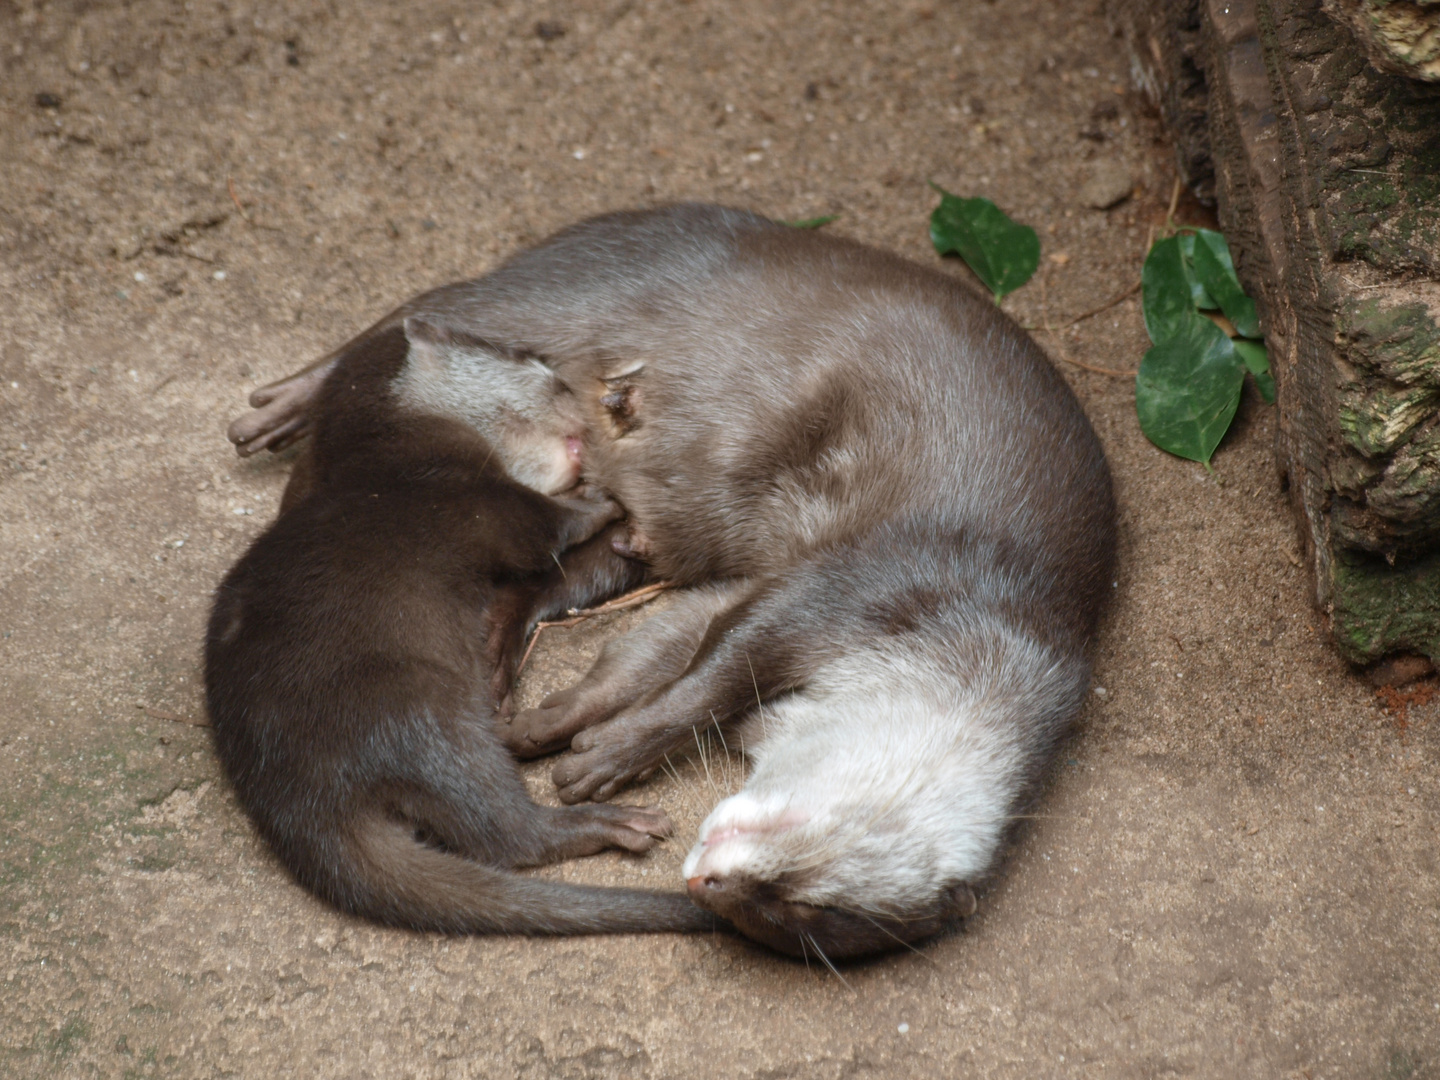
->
xmin=1109 ymin=0 xmax=1440 ymax=665
xmin=1323 ymin=0 xmax=1440 ymax=81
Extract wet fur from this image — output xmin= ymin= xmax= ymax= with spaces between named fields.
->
xmin=227 ymin=205 xmax=1116 ymax=957
xmin=205 ymin=322 xmax=712 ymax=935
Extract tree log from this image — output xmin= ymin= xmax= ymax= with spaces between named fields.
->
xmin=1322 ymin=0 xmax=1440 ymax=82
xmin=1108 ymin=0 xmax=1440 ymax=665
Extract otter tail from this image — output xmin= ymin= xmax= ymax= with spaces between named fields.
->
xmin=297 ymin=811 xmax=716 ymax=935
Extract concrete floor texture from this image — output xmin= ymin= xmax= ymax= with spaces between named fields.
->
xmin=1 ymin=0 xmax=1436 ymax=1076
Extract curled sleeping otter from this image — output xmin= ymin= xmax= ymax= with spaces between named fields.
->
xmin=206 ymin=316 xmax=713 ymax=935
xmin=229 ymin=204 xmax=1116 ymax=958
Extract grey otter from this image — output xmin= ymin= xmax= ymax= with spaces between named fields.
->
xmin=206 ymin=317 xmax=714 ymax=935
xmin=229 ymin=204 xmax=1116 ymax=958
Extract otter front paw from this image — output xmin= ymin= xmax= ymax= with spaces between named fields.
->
xmin=552 ymin=723 xmax=651 ymax=804
xmin=227 ymin=364 xmax=333 ymax=456
xmin=581 ymin=803 xmax=675 ymax=853
xmin=504 ymin=686 xmax=593 ymax=758
xmin=611 ymin=523 xmax=653 ymax=561
xmin=553 ymin=490 xmax=625 ymax=548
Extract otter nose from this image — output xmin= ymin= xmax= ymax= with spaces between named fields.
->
xmin=687 ymin=874 xmax=722 ymax=900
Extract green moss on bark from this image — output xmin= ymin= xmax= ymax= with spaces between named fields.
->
xmin=1338 ymin=296 xmax=1440 ymax=385
xmin=1337 ymin=383 xmax=1439 ymax=456
xmin=1329 ymin=546 xmax=1440 ymax=662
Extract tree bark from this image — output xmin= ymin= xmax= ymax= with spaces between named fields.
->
xmin=1322 ymin=0 xmax=1440 ymax=82
xmin=1108 ymin=0 xmax=1440 ymax=665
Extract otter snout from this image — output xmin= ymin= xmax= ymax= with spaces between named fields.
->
xmin=685 ymin=867 xmax=960 ymax=960
xmin=686 ymin=874 xmax=722 ymax=902
xmin=682 ymin=793 xmax=980 ymax=959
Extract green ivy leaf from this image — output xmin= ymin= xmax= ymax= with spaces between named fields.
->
xmin=1176 ymin=233 xmax=1218 ymax=310
xmin=928 ymin=184 xmax=1040 ymax=301
xmin=1233 ymin=337 xmax=1276 ymax=403
xmin=1189 ymin=229 xmax=1261 ymax=338
xmin=783 ymin=214 xmax=839 ymax=229
xmin=1135 ymin=310 xmax=1248 ymax=465
xmin=1141 ymin=236 xmax=1195 ymax=344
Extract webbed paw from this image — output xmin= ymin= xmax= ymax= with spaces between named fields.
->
xmin=553 ymin=723 xmax=651 ymax=804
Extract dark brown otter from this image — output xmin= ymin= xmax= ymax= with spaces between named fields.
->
xmin=206 ymin=317 xmax=713 ymax=935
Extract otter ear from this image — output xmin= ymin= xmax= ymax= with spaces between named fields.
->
xmin=402 ymin=316 xmax=451 ymax=345
xmin=402 ymin=317 xmax=453 ymax=374
xmin=948 ymin=882 xmax=978 ymax=919
xmin=403 ymin=317 xmax=516 ymax=369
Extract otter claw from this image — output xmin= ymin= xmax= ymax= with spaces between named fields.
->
xmin=506 ymin=689 xmax=594 ymax=758
xmin=552 ymin=723 xmax=647 ymax=803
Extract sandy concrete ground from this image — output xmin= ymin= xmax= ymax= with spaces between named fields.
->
xmin=2 ymin=0 xmax=1437 ymax=1077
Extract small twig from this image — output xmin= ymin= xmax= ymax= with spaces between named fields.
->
xmin=1066 ymin=278 xmax=1142 ymax=327
xmin=137 ymin=704 xmax=209 ymax=727
xmin=564 ymin=579 xmax=674 ymax=618
xmin=514 ymin=580 xmax=674 ymax=675
xmin=515 ymin=621 xmax=563 ymax=677
xmin=1165 ymin=174 xmax=1182 ymax=232
xmin=1037 ymin=272 xmax=1137 ymax=379
xmin=227 ymin=176 xmax=252 ymax=223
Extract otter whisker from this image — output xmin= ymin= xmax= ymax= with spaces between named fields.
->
xmin=660 ymin=752 xmax=703 ymax=817
xmin=733 ymin=731 xmax=747 ymax=797
xmin=851 ymin=911 xmax=939 ymax=965
xmin=692 ymin=724 xmax=719 ymax=799
xmin=745 ymin=653 xmax=768 ymax=740
xmin=806 ymin=934 xmax=853 ymax=990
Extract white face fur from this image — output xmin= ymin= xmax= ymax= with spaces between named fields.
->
xmin=393 ymin=317 xmax=584 ymax=494
xmin=681 ymin=685 xmax=1020 ymax=916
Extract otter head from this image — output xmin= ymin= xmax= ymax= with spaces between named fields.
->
xmin=681 ymin=793 xmax=979 ymax=960
xmin=680 ymin=697 xmax=1014 ymax=959
xmin=398 ymin=317 xmax=585 ymax=494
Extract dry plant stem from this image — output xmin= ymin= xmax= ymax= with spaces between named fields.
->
xmin=227 ymin=176 xmax=251 ymax=223
xmin=514 ymin=580 xmax=675 ymax=676
xmin=227 ymin=176 xmax=282 ymax=231
xmin=561 ymin=579 xmax=674 ymax=618
xmin=1037 ymin=272 xmax=1137 ymax=379
xmin=138 ymin=704 xmax=209 ymax=727
xmin=1067 ymin=279 xmax=1142 ymax=327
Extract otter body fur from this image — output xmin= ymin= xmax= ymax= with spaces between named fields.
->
xmin=228 ymin=205 xmax=1116 ymax=957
